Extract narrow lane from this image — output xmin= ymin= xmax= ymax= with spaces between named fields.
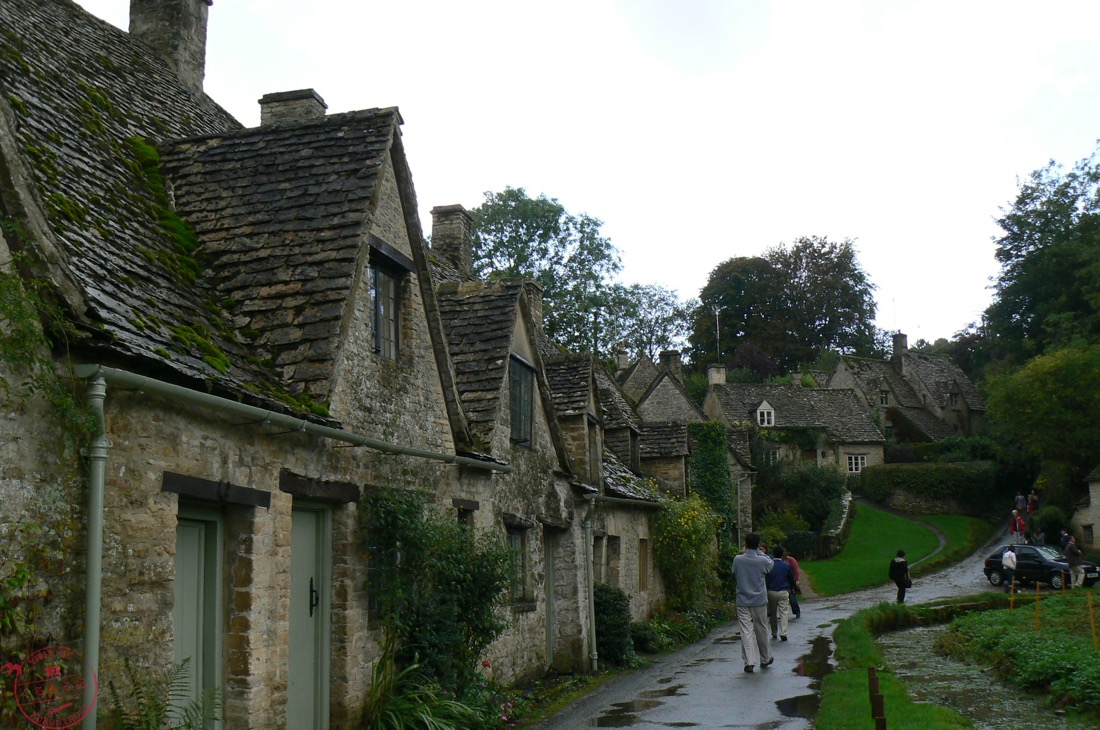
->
xmin=533 ymin=531 xmax=1004 ymax=729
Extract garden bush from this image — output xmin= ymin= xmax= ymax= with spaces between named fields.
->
xmin=652 ymin=494 xmax=719 ymax=611
xmin=1028 ymin=505 xmax=1068 ymax=543
xmin=594 ymin=583 xmax=635 ymax=666
xmin=859 ymin=461 xmax=996 ymax=512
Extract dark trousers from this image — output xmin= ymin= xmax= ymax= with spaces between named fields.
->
xmin=1004 ymin=568 xmax=1015 ymax=592
xmin=895 ymin=580 xmax=907 ymax=603
xmin=790 ymin=591 xmax=801 ymax=617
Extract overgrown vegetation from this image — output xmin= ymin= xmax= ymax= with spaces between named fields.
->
xmin=938 ymin=593 xmax=1100 ymax=717
xmin=102 ymin=657 xmax=220 ymax=730
xmin=359 ymin=490 xmax=513 ymax=693
xmin=858 ymin=461 xmax=998 ymax=513
xmin=685 ymin=421 xmax=735 ymax=598
xmin=652 ymin=494 xmax=719 ymax=611
xmin=753 ymin=459 xmax=847 ymax=536
xmin=593 ymin=583 xmax=638 ymax=667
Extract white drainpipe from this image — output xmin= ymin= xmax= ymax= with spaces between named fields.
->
xmin=72 ymin=363 xmax=510 ymax=730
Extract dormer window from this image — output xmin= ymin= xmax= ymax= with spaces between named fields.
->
xmin=368 ymin=236 xmax=415 ymax=362
xmin=880 ymin=390 xmax=890 ymax=406
xmin=757 ymin=407 xmax=774 ymax=427
xmin=949 ymin=393 xmax=960 ymax=408
xmin=509 ymin=356 xmax=534 ymax=445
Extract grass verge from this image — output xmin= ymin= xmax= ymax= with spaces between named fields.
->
xmin=803 ymin=504 xmax=940 ymax=596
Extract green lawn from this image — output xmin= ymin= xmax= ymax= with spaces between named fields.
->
xmin=802 ymin=503 xmax=940 ymax=596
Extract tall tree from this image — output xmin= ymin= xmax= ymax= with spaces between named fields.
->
xmin=689 ymin=238 xmax=877 ymax=371
xmin=603 ymin=284 xmax=695 ymax=361
xmin=985 ymin=143 xmax=1100 ymax=362
xmin=471 ymin=187 xmax=621 ymax=353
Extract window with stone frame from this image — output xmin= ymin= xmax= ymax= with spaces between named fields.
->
xmin=370 ymin=263 xmax=400 ymax=360
xmin=949 ymin=392 xmax=960 ymax=408
xmin=847 ymin=454 xmax=868 ymax=474
xmin=507 ymin=527 xmax=530 ymax=603
xmin=509 ymin=356 xmax=534 ymax=445
xmin=880 ymin=390 xmax=890 ymax=406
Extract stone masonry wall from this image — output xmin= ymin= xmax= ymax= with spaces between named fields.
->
xmin=637 ymin=379 xmax=702 ymax=423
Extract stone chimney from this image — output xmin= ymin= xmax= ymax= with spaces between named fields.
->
xmin=615 ymin=344 xmax=630 ymax=373
xmin=708 ymin=364 xmax=727 ymax=386
xmin=891 ymin=332 xmax=908 ymax=374
xmin=430 ymin=205 xmax=474 ymax=280
xmin=259 ymin=89 xmax=328 ymax=126
xmin=522 ymin=280 xmax=545 ymax=334
xmin=129 ymin=0 xmax=212 ymax=95
xmin=659 ymin=350 xmax=683 ymax=383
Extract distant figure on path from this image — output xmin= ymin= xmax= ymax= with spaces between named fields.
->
xmin=1027 ymin=489 xmax=1039 ymax=516
xmin=732 ymin=532 xmax=774 ymax=674
xmin=1002 ymin=546 xmax=1017 ymax=593
xmin=1009 ymin=510 xmax=1026 ymax=542
xmin=888 ymin=549 xmax=910 ymax=603
xmin=1065 ymin=535 xmax=1084 ymax=588
xmin=785 ymin=552 xmax=802 ymax=619
xmin=1014 ymin=491 xmax=1027 ymax=513
xmin=766 ymin=545 xmax=795 ymax=641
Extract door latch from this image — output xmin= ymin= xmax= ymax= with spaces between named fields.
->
xmin=309 ymin=576 xmax=320 ymax=617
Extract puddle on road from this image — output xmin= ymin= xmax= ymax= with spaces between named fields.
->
xmin=593 ymin=698 xmax=662 ymax=727
xmin=877 ymin=624 xmax=1077 ymax=730
xmin=773 ymin=635 xmax=835 ymax=721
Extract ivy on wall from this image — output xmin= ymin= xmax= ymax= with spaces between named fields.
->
xmin=686 ymin=421 xmax=736 ymax=599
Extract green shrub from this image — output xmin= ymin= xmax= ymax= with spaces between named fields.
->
xmin=785 ymin=530 xmax=817 ymax=560
xmin=630 ymin=621 xmax=667 ymax=654
xmin=652 ymin=494 xmax=720 ymax=611
xmin=1029 ymin=505 xmax=1068 ymax=542
xmin=859 ymin=461 xmax=997 ymax=512
xmin=754 ymin=461 xmax=846 ymax=533
xmin=594 ymin=583 xmax=635 ymax=666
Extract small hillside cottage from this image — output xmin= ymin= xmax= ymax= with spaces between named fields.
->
xmin=1070 ymin=466 xmax=1100 ymax=551
xmin=828 ymin=333 xmax=987 ymax=443
xmin=704 ymin=366 xmax=886 ymax=476
xmin=0 ymin=1 xmax=665 ymax=727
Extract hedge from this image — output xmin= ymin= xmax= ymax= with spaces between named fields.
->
xmin=858 ymin=461 xmax=997 ymax=511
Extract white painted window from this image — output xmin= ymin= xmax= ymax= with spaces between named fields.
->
xmin=880 ymin=390 xmax=889 ymax=406
xmin=757 ymin=408 xmax=774 ymax=426
xmin=847 ymin=454 xmax=868 ymax=473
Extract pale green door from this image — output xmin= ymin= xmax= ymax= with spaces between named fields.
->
xmin=289 ymin=506 xmax=331 ymax=729
xmin=174 ymin=507 xmax=222 ymax=728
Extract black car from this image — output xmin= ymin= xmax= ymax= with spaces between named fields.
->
xmin=983 ymin=544 xmax=1099 ymax=590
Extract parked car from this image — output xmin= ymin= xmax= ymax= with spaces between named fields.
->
xmin=983 ymin=544 xmax=1099 ymax=589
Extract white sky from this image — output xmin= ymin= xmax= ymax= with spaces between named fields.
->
xmin=77 ymin=0 xmax=1100 ymax=343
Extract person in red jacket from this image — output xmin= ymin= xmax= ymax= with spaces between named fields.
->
xmin=1009 ymin=510 xmax=1027 ymax=542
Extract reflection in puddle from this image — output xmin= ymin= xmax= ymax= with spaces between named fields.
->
xmin=773 ymin=635 xmax=833 ymax=720
xmin=776 ymin=693 xmax=819 ymax=718
xmin=594 ymin=698 xmax=662 ymax=727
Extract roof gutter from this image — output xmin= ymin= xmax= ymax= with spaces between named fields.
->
xmin=71 ymin=364 xmax=511 ymax=472
xmin=72 ymin=363 xmax=509 ymax=729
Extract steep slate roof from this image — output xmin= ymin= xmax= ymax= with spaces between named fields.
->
xmin=603 ymin=449 xmax=661 ymax=502
xmin=618 ymin=354 xmax=659 ymax=404
xmin=892 ymin=405 xmax=955 ymax=440
xmin=159 ymin=108 xmax=401 ymax=397
xmin=0 ymin=0 xmax=314 ymax=408
xmin=711 ymin=384 xmax=885 ymax=443
xmin=905 ymin=352 xmax=987 ymax=411
xmin=639 ymin=421 xmax=689 ymax=458
xmin=838 ymin=357 xmax=924 ymax=409
xmin=544 ymin=353 xmax=592 ymax=419
xmin=435 ymin=280 xmax=523 ymax=443
xmin=595 ymin=367 xmax=640 ymax=432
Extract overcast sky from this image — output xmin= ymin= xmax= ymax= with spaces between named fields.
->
xmin=77 ymin=0 xmax=1100 ymax=343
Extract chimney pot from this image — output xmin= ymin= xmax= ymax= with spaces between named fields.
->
xmin=259 ymin=89 xmax=328 ymax=126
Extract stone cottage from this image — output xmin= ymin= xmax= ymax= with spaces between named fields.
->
xmin=1070 ymin=466 xmax=1100 ymax=551
xmin=827 ymin=332 xmax=987 ymax=443
xmin=704 ymin=366 xmax=886 ymax=476
xmin=0 ymin=1 xmax=618 ymax=727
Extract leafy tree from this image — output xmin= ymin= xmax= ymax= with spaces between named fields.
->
xmin=603 ymin=283 xmax=695 ymax=361
xmin=471 ymin=187 xmax=621 ymax=354
xmin=985 ymin=143 xmax=1100 ymax=362
xmin=689 ymin=238 xmax=877 ymax=371
xmin=984 ymin=343 xmax=1100 ymax=500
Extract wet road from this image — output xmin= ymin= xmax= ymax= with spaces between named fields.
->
xmin=532 ymin=531 xmax=1004 ymax=729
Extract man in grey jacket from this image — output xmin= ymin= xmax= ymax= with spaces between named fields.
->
xmin=732 ymin=532 xmax=774 ymax=673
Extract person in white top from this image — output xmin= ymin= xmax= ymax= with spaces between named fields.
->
xmin=1002 ymin=546 xmax=1017 ymax=593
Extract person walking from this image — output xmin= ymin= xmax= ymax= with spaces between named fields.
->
xmin=1027 ymin=489 xmax=1039 ymax=516
xmin=1060 ymin=528 xmax=1072 ymax=550
xmin=785 ymin=552 xmax=802 ymax=619
xmin=732 ymin=532 xmax=774 ymax=674
xmin=888 ymin=550 xmax=911 ymax=603
xmin=1002 ymin=545 xmax=1017 ymax=594
xmin=1065 ymin=535 xmax=1084 ymax=588
xmin=1009 ymin=510 xmax=1026 ymax=542
xmin=1014 ymin=491 xmax=1027 ymax=513
xmin=766 ymin=545 xmax=795 ymax=642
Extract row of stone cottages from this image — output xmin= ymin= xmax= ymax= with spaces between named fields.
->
xmin=0 ymin=1 xmax=761 ymax=728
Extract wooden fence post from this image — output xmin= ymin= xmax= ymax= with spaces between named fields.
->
xmin=868 ymin=666 xmax=886 ymax=728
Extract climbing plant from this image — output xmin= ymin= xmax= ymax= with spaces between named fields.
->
xmin=359 ymin=489 xmax=514 ymax=692
xmin=687 ymin=421 xmax=736 ymax=598
xmin=652 ymin=494 xmax=720 ymax=612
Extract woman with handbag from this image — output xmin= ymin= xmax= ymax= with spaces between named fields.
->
xmin=888 ymin=549 xmax=911 ymax=604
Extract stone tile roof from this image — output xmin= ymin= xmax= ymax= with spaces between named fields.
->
xmin=711 ymin=384 xmax=885 ymax=443
xmin=603 ymin=450 xmax=661 ymax=502
xmin=838 ymin=357 xmax=924 ymax=409
xmin=436 ymin=280 xmax=522 ymax=444
xmin=618 ymin=354 xmax=659 ymax=404
xmin=0 ymin=0 xmax=308 ymax=408
xmin=905 ymin=352 xmax=987 ymax=411
xmin=892 ymin=405 xmax=955 ymax=440
xmin=159 ymin=108 xmax=401 ymax=397
xmin=544 ymin=353 xmax=592 ymax=418
xmin=595 ymin=367 xmax=640 ymax=431
xmin=639 ymin=421 xmax=689 ymax=458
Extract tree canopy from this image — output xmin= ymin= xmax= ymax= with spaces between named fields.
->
xmin=985 ymin=143 xmax=1100 ymax=363
xmin=689 ymin=237 xmax=878 ymax=372
xmin=470 ymin=187 xmax=692 ymax=358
